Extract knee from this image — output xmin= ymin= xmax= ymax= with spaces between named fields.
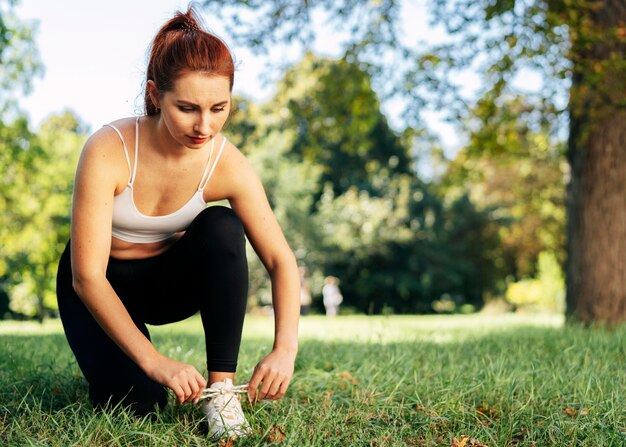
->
xmin=189 ymin=206 xmax=246 ymax=251
xmin=91 ymin=385 xmax=167 ymax=416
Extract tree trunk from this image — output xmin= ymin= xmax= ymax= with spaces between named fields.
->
xmin=566 ymin=0 xmax=626 ymax=324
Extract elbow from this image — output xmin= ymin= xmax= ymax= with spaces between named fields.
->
xmin=72 ymin=270 xmax=104 ymax=298
xmin=71 ymin=274 xmax=87 ymax=298
xmin=268 ymin=251 xmax=298 ymax=276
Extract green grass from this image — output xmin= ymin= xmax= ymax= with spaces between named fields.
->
xmin=1 ymin=314 xmax=624 ymax=446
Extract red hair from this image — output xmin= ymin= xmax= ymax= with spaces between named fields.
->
xmin=144 ymin=7 xmax=235 ymax=116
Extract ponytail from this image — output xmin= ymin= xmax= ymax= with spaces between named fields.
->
xmin=144 ymin=6 xmax=235 ymax=116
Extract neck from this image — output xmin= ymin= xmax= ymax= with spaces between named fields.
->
xmin=146 ymin=114 xmax=193 ymax=160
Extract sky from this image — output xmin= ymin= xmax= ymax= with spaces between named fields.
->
xmin=14 ymin=0 xmax=476 ymax=149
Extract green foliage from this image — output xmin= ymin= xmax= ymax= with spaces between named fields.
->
xmin=0 ymin=0 xmax=43 ymax=115
xmin=238 ymin=128 xmax=324 ymax=305
xmin=0 ymin=111 xmax=86 ymax=319
xmin=1 ymin=315 xmax=624 ymax=445
xmin=226 ymin=52 xmax=509 ymax=314
xmin=201 ymin=0 xmax=419 ymax=125
xmin=273 ymin=53 xmax=413 ymax=196
xmin=441 ymin=97 xmax=567 ymax=279
xmin=506 ymin=251 xmax=566 ymax=312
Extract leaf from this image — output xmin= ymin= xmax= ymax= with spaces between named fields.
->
xmin=563 ymin=408 xmax=577 ymax=417
xmin=452 ymin=436 xmax=488 ymax=447
xmin=339 ymin=370 xmax=359 ymax=385
xmin=451 ymin=436 xmax=469 ymax=447
xmin=564 ymin=407 xmax=589 ymax=417
xmin=267 ymin=424 xmax=286 ymax=444
xmin=475 ymin=406 xmax=497 ymax=418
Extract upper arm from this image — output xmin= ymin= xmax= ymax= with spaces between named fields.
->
xmin=71 ymin=129 xmax=125 ymax=284
xmin=224 ymin=146 xmax=294 ymax=271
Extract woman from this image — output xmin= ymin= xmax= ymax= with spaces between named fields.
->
xmin=56 ymin=7 xmax=299 ymax=439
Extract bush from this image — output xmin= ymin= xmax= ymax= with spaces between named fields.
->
xmin=505 ymin=251 xmax=565 ymax=312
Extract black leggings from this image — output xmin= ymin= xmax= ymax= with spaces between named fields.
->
xmin=56 ymin=206 xmax=249 ymax=414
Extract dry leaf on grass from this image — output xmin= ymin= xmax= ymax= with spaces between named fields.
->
xmin=451 ymin=435 xmax=488 ymax=447
xmin=564 ymin=407 xmax=588 ymax=417
xmin=451 ymin=436 xmax=469 ymax=447
xmin=339 ymin=371 xmax=359 ymax=385
xmin=266 ymin=424 xmax=286 ymax=444
xmin=475 ymin=406 xmax=497 ymax=418
xmin=564 ymin=408 xmax=577 ymax=417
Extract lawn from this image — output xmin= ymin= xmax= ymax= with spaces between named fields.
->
xmin=0 ymin=313 xmax=624 ymax=446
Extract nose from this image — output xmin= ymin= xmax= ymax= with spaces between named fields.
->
xmin=193 ymin=112 xmax=213 ymax=136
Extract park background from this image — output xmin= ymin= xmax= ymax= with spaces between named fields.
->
xmin=1 ymin=1 xmax=625 ymax=445
xmin=3 ymin=0 xmax=597 ymax=321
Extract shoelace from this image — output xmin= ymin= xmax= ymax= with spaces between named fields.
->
xmin=200 ymin=383 xmax=249 ymax=402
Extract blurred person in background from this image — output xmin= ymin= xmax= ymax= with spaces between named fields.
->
xmin=322 ymin=276 xmax=343 ymax=317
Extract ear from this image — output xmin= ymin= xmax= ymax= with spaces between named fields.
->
xmin=147 ymin=80 xmax=161 ymax=108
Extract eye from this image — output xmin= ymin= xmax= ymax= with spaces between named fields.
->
xmin=212 ymin=107 xmax=226 ymax=113
xmin=178 ymin=106 xmax=195 ymax=113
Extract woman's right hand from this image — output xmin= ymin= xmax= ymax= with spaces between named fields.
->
xmin=143 ymin=353 xmax=207 ymax=404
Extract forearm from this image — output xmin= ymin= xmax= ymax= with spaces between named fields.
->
xmin=268 ymin=257 xmax=300 ymax=355
xmin=73 ymin=276 xmax=160 ymax=370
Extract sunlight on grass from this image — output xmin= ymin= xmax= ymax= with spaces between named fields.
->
xmin=0 ymin=312 xmax=564 ymax=344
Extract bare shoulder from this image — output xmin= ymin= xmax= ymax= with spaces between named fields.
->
xmin=218 ymin=135 xmax=245 ymax=163
xmin=78 ymin=117 xmax=137 ymax=190
xmin=216 ymin=135 xmax=261 ymax=193
xmin=82 ymin=118 xmax=135 ymax=158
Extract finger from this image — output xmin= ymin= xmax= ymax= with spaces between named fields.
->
xmin=193 ymin=373 xmax=207 ymax=404
xmin=186 ymin=378 xmax=200 ymax=403
xmin=267 ymin=375 xmax=284 ymax=400
xmin=258 ymin=369 xmax=278 ymax=400
xmin=247 ymin=368 xmax=264 ymax=401
xmin=196 ymin=371 xmax=207 ymax=390
xmin=171 ymin=384 xmax=185 ymax=404
xmin=180 ymin=381 xmax=192 ymax=404
xmin=272 ymin=377 xmax=291 ymax=401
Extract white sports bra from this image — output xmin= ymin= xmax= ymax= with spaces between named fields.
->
xmin=104 ymin=117 xmax=226 ymax=243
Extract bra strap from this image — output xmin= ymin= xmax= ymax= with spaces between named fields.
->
xmin=199 ymin=136 xmax=227 ymax=191
xmin=103 ymin=123 xmax=133 ymax=184
xmin=198 ymin=138 xmax=216 ymax=190
xmin=131 ymin=117 xmax=139 ymax=185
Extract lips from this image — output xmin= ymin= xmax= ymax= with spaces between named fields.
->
xmin=188 ymin=135 xmax=208 ymax=145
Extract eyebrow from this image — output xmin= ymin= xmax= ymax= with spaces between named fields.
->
xmin=176 ymin=100 xmax=229 ymax=107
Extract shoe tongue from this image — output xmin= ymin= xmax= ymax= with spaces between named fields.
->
xmin=211 ymin=378 xmax=233 ymax=390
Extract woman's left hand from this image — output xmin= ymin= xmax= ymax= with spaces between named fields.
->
xmin=247 ymin=347 xmax=297 ymax=401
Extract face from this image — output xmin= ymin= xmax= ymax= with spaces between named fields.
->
xmin=149 ymin=71 xmax=231 ymax=149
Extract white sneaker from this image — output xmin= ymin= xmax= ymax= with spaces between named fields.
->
xmin=201 ymin=378 xmax=251 ymax=439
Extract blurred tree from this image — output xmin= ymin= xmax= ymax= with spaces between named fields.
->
xmin=204 ymin=0 xmax=626 ymax=323
xmin=316 ymin=174 xmax=500 ymax=313
xmin=0 ymin=115 xmax=36 ymax=305
xmin=0 ymin=0 xmax=43 ymax=116
xmin=225 ymin=56 xmax=435 ymax=312
xmin=271 ymin=53 xmax=413 ymax=197
xmin=223 ymin=96 xmax=324 ymax=305
xmin=225 ymin=49 xmax=502 ymax=313
xmin=441 ymin=97 xmax=567 ymax=280
xmin=506 ymin=251 xmax=565 ymax=313
xmin=1 ymin=111 xmax=85 ymax=320
xmin=0 ymin=0 xmax=44 ymax=319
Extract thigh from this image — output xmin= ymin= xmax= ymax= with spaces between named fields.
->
xmin=56 ymin=243 xmax=167 ymax=411
xmin=130 ymin=206 xmax=248 ymax=325
xmin=120 ymin=250 xmax=201 ymax=326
